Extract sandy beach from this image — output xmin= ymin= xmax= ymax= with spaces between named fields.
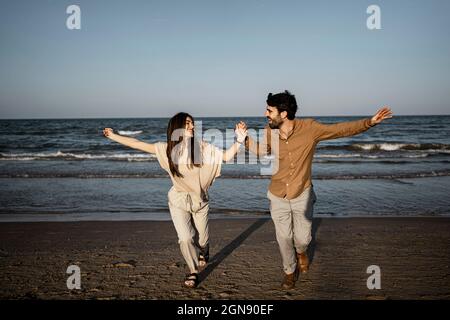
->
xmin=0 ymin=217 xmax=449 ymax=300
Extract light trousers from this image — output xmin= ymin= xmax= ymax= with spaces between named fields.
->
xmin=267 ymin=186 xmax=317 ymax=274
xmin=168 ymin=187 xmax=209 ymax=274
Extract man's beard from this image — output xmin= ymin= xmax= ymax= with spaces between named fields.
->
xmin=268 ymin=117 xmax=282 ymax=129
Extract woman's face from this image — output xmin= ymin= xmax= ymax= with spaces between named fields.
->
xmin=185 ymin=117 xmax=194 ymax=138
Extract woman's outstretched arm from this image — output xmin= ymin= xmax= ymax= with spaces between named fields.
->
xmin=103 ymin=128 xmax=156 ymax=154
xmin=222 ymin=123 xmax=247 ymax=162
xmin=222 ymin=141 xmax=243 ymax=162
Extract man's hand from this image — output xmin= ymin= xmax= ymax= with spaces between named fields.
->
xmin=103 ymin=127 xmax=114 ymax=138
xmin=371 ymin=107 xmax=393 ymax=125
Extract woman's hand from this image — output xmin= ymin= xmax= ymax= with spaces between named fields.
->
xmin=103 ymin=128 xmax=114 ymax=138
xmin=102 ymin=127 xmax=156 ymax=153
xmin=223 ymin=122 xmax=248 ymax=162
xmin=235 ymin=122 xmax=248 ymax=144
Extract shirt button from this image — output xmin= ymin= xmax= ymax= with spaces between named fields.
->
xmin=286 ymin=141 xmax=289 ymax=144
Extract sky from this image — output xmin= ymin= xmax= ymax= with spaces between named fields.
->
xmin=0 ymin=0 xmax=449 ymax=118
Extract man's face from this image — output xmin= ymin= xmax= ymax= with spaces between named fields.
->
xmin=265 ymin=106 xmax=284 ymax=129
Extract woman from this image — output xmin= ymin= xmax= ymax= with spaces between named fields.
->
xmin=103 ymin=113 xmax=247 ymax=288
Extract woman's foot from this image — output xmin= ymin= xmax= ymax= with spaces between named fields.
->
xmin=198 ymin=254 xmax=208 ymax=269
xmin=198 ymin=246 xmax=209 ymax=269
xmin=184 ymin=273 xmax=199 ymax=288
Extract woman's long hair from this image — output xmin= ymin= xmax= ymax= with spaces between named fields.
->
xmin=166 ymin=112 xmax=202 ymax=177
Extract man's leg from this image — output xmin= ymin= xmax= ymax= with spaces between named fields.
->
xmin=267 ymin=191 xmax=297 ymax=275
xmin=291 ymin=186 xmax=316 ymax=272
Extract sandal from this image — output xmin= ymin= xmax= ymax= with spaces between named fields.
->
xmin=184 ymin=273 xmax=198 ymax=288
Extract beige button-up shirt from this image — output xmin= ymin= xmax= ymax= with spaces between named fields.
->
xmin=246 ymin=118 xmax=374 ymax=199
xmin=154 ymin=141 xmax=223 ymax=203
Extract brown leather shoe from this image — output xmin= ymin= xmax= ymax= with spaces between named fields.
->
xmin=281 ymin=270 xmax=298 ymax=290
xmin=297 ymin=252 xmax=309 ymax=274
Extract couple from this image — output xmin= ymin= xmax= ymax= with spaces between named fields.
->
xmin=103 ymin=90 xmax=393 ymax=290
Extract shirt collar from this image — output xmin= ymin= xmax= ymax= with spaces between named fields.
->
xmin=279 ymin=119 xmax=297 ymax=140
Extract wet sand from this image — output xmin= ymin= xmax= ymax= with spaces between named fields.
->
xmin=0 ymin=218 xmax=449 ymax=300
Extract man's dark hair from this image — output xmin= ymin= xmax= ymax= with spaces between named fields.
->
xmin=266 ymin=90 xmax=298 ymax=120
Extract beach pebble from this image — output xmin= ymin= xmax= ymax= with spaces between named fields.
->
xmin=169 ymin=262 xmax=182 ymax=268
xmin=113 ymin=263 xmax=132 ymax=268
xmin=112 ymin=260 xmax=137 ymax=268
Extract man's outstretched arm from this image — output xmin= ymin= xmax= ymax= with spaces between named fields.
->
xmin=244 ymin=125 xmax=271 ymax=157
xmin=312 ymin=107 xmax=393 ymax=141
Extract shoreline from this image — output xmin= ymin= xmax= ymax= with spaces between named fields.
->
xmin=2 ymin=177 xmax=450 ymax=221
xmin=1 ymin=213 xmax=450 ymax=223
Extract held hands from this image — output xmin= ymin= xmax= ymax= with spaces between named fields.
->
xmin=235 ymin=121 xmax=248 ymax=144
xmin=371 ymin=107 xmax=393 ymax=125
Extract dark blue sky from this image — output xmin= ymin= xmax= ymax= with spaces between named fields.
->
xmin=1 ymin=0 xmax=449 ymax=118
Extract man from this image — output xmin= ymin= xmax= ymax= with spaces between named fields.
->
xmin=243 ymin=90 xmax=392 ymax=289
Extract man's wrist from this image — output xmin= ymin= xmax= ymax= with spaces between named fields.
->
xmin=109 ymin=133 xmax=119 ymax=141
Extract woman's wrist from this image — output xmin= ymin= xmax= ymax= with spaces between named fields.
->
xmin=236 ymin=135 xmax=246 ymax=144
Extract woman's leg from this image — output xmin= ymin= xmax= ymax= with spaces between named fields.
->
xmin=192 ymin=201 xmax=210 ymax=263
xmin=168 ymin=193 xmax=199 ymax=274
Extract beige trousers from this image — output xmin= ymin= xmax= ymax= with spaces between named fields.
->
xmin=267 ymin=186 xmax=317 ymax=274
xmin=168 ymin=187 xmax=210 ymax=274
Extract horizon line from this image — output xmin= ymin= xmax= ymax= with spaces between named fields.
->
xmin=1 ymin=114 xmax=449 ymax=120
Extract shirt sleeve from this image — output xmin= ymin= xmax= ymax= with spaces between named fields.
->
xmin=310 ymin=118 xmax=374 ymax=142
xmin=202 ymin=142 xmax=223 ymax=178
xmin=245 ymin=126 xmax=272 ymax=157
xmin=154 ymin=142 xmax=170 ymax=172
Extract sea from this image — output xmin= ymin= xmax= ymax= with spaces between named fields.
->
xmin=0 ymin=116 xmax=449 ymax=221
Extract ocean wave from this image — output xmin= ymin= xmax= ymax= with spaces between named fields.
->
xmin=314 ymin=159 xmax=450 ymax=164
xmin=319 ymin=143 xmax=450 ymax=152
xmin=117 ymin=130 xmax=143 ymax=136
xmin=312 ymin=171 xmax=450 ymax=179
xmin=0 ymin=151 xmax=156 ymax=161
xmin=315 ymin=154 xmax=360 ymax=158
xmin=0 ymin=173 xmax=169 ymax=178
xmin=314 ymin=153 xmax=434 ymax=159
xmin=1 ymin=170 xmax=449 ymax=179
xmin=1 ymin=151 xmax=447 ymax=161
